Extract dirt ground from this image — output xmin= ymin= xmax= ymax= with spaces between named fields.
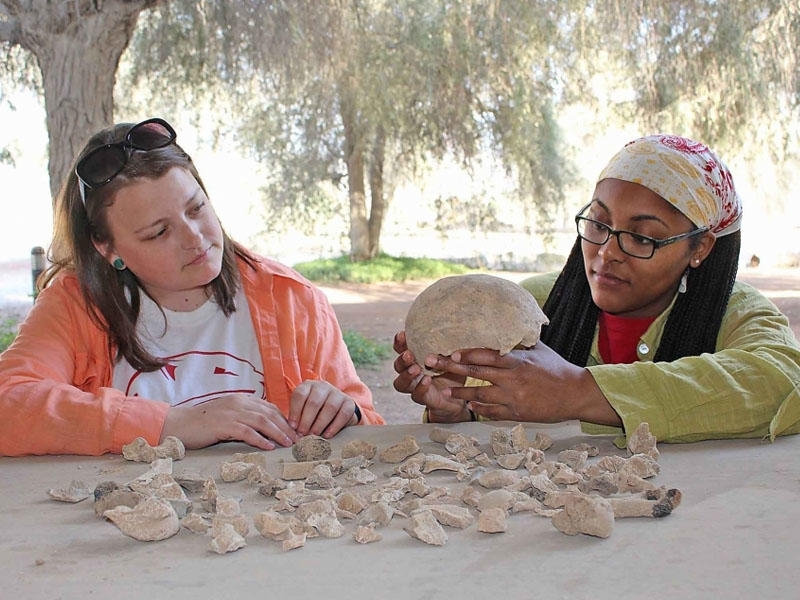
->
xmin=322 ymin=268 xmax=800 ymax=425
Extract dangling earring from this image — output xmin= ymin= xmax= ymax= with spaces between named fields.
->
xmin=113 ymin=257 xmax=126 ymax=271
xmin=678 ymin=269 xmax=688 ymax=294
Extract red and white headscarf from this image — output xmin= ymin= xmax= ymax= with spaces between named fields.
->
xmin=597 ymin=134 xmax=742 ymax=237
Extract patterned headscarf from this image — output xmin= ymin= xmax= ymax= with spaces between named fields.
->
xmin=597 ymin=134 xmax=742 ymax=237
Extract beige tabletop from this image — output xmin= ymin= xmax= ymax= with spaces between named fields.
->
xmin=2 ymin=420 xmax=799 ymax=599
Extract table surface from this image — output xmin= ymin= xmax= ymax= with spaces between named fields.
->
xmin=2 ymin=421 xmax=799 ymax=600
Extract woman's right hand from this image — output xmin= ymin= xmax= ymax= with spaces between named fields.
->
xmin=160 ymin=394 xmax=299 ymax=450
xmin=392 ymin=331 xmax=471 ymax=423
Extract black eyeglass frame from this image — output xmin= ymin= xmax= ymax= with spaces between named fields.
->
xmin=574 ymin=203 xmax=709 ymax=259
xmin=75 ymin=118 xmax=177 ymax=204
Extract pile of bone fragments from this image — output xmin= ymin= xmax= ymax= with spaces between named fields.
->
xmin=47 ymin=422 xmax=681 ymax=553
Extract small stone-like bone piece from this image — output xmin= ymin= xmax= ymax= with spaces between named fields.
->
xmin=209 ymin=522 xmax=246 ymax=554
xmin=103 ymin=496 xmax=180 ymax=541
xmin=422 ymin=454 xmax=468 ymax=475
xmin=231 ymin=451 xmax=268 ymax=469
xmin=426 ymin=504 xmax=475 ymax=529
xmin=292 ymin=435 xmax=332 ymax=462
xmin=477 ymin=489 xmax=527 ymax=512
xmin=122 ymin=436 xmax=184 ymax=462
xmin=282 ymin=530 xmax=307 ymax=551
xmin=379 ymin=436 xmax=420 ymax=463
xmin=477 ymin=507 xmax=508 ymax=533
xmin=220 ymin=461 xmax=255 ymax=482
xmin=154 ymin=436 xmax=185 ymax=460
xmin=94 ymin=486 xmax=146 ymax=517
xmin=557 ymin=449 xmax=589 ymax=472
xmin=476 ymin=469 xmax=522 ymax=489
xmin=490 ymin=429 xmax=515 ymax=457
xmin=48 ymin=480 xmax=92 ymax=503
xmin=444 ymin=433 xmax=482 ymax=458
xmin=358 ymin=500 xmax=394 ymax=527
xmin=627 ymin=422 xmax=659 ymax=459
xmin=254 ymin=510 xmax=297 ymax=540
xmin=306 ymin=464 xmax=337 ymax=489
xmin=173 ymin=470 xmax=209 ymax=493
xmin=530 ymin=432 xmax=553 ymax=451
xmin=551 ymin=493 xmax=614 ymax=538
xmin=212 ymin=497 xmax=249 ymax=537
xmin=496 ymin=452 xmax=526 ymax=470
xmin=282 ymin=460 xmax=320 ymax=480
xmin=122 ymin=437 xmax=157 ymax=462
xmin=353 ymin=524 xmax=382 ymax=544
xmin=345 ymin=466 xmax=378 ymax=484
xmin=609 ymin=487 xmax=682 ymax=518
xmin=181 ymin=512 xmax=210 ymax=534
xmin=429 ymin=427 xmax=456 ymax=444
xmin=403 ymin=273 xmax=548 ymax=373
xmin=341 ymin=439 xmax=377 ymax=460
xmin=404 ymin=510 xmax=448 ymax=546
xmin=336 ymin=491 xmax=367 ymax=515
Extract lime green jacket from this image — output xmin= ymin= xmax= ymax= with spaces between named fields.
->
xmin=521 ymin=272 xmax=800 ymax=445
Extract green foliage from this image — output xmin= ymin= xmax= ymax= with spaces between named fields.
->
xmin=341 ymin=330 xmax=391 ymax=369
xmin=294 ymin=253 xmax=468 ymax=283
xmin=0 ymin=318 xmax=18 ymax=353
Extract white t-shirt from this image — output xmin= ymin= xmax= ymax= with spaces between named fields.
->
xmin=112 ymin=291 xmax=265 ymax=406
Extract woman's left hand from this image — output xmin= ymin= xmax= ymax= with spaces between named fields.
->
xmin=424 ymin=343 xmax=622 ymax=426
xmin=288 ymin=379 xmax=360 ymax=438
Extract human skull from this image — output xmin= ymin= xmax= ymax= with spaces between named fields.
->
xmin=404 ymin=274 xmax=549 ymax=372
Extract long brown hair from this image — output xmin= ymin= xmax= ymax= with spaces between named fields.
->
xmin=42 ymin=121 xmax=258 ymax=371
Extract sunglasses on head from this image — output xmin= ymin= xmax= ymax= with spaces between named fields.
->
xmin=75 ymin=118 xmax=177 ymax=205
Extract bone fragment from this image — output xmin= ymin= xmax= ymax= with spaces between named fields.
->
xmin=212 ymin=497 xmax=249 ymax=537
xmin=48 ymin=480 xmax=92 ymax=503
xmin=282 ymin=461 xmax=320 ymax=480
xmin=423 ymin=454 xmax=468 ymax=475
xmin=341 ymin=439 xmax=377 ymax=460
xmin=609 ymin=488 xmax=682 ymax=518
xmin=306 ymin=464 xmax=336 ymax=489
xmin=292 ymin=435 xmax=332 ymax=462
xmin=404 ymin=509 xmax=448 ymax=546
xmin=477 ymin=506 xmax=508 ymax=533
xmin=476 ymin=469 xmax=522 ymax=489
xmin=209 ymin=522 xmax=246 ymax=554
xmin=181 ymin=512 xmax=210 ymax=534
xmin=551 ymin=493 xmax=614 ymax=538
xmin=103 ymin=496 xmax=180 ymax=542
xmin=122 ymin=436 xmax=185 ymax=462
xmin=557 ymin=449 xmax=589 ymax=472
xmin=627 ymin=422 xmax=659 ymax=460
xmin=496 ymin=452 xmax=526 ymax=470
xmin=426 ymin=504 xmax=475 ymax=529
xmin=220 ymin=461 xmax=255 ymax=482
xmin=357 ymin=500 xmax=394 ymax=527
xmin=231 ymin=451 xmax=268 ymax=469
xmin=353 ymin=524 xmax=382 ymax=544
xmin=379 ymin=436 xmax=421 ymax=463
xmin=336 ymin=491 xmax=368 ymax=515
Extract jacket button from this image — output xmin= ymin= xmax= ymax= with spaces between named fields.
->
xmin=638 ymin=342 xmax=650 ymax=355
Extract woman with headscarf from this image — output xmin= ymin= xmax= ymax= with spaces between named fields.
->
xmin=392 ymin=134 xmax=800 ymax=444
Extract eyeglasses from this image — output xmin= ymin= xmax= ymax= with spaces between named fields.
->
xmin=75 ymin=118 xmax=177 ymax=204
xmin=575 ymin=205 xmax=708 ymax=259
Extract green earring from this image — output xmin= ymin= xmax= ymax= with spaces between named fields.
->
xmin=113 ymin=258 xmax=126 ymax=271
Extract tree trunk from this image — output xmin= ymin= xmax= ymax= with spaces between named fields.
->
xmin=340 ymin=90 xmax=371 ymax=261
xmin=367 ymin=125 xmax=387 ymax=258
xmin=1 ymin=0 xmax=161 ymax=201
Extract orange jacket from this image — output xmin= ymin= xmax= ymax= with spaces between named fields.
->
xmin=0 ymin=255 xmax=383 ymax=456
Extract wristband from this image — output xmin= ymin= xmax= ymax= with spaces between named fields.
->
xmin=353 ymin=402 xmax=362 ymax=424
